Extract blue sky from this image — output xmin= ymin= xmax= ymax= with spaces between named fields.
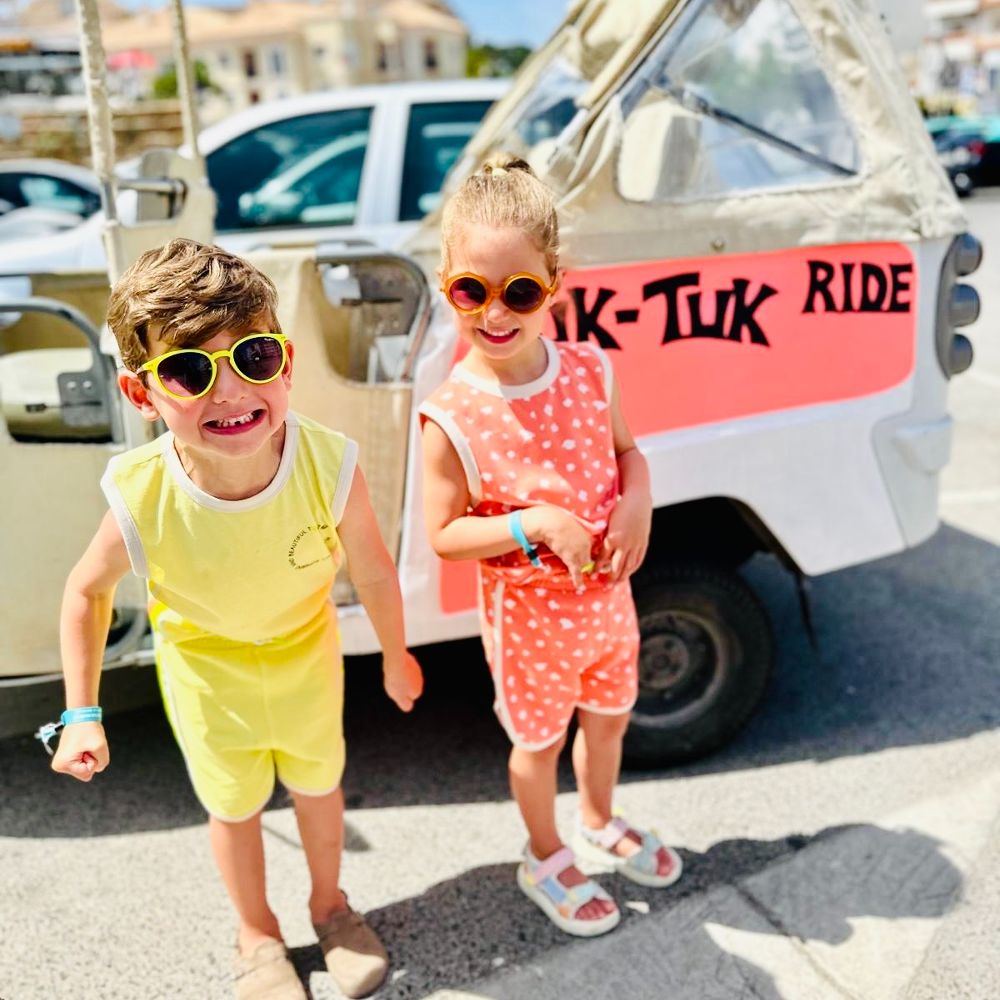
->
xmin=447 ymin=0 xmax=564 ymax=48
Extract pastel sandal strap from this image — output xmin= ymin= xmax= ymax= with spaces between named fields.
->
xmin=580 ymin=815 xmax=630 ymax=851
xmin=524 ymin=846 xmax=613 ymax=917
xmin=627 ymin=829 xmax=666 ymax=875
xmin=526 ymin=844 xmax=576 ymax=883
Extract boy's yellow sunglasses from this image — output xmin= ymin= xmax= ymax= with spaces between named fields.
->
xmin=139 ymin=333 xmax=289 ymax=400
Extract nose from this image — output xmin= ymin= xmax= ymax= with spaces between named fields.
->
xmin=209 ymin=356 xmax=248 ymax=402
xmin=483 ymin=295 xmax=514 ymax=326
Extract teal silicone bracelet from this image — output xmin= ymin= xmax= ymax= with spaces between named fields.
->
xmin=509 ymin=510 xmax=543 ymax=568
xmin=61 ymin=706 xmax=102 ymax=726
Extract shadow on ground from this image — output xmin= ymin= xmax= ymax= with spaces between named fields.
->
xmin=286 ymin=824 xmax=961 ymax=999
xmin=2 ymin=523 xmax=998 ymax=836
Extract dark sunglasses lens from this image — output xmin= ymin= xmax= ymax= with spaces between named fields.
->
xmin=449 ymin=276 xmax=488 ymax=310
xmin=234 ymin=336 xmax=284 ymax=381
xmin=503 ymin=276 xmax=546 ymax=313
xmin=156 ymin=353 xmax=213 ymax=397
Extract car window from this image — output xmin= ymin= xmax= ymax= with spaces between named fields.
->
xmin=616 ymin=0 xmax=860 ymax=203
xmin=207 ymin=107 xmax=372 ymax=231
xmin=398 ymin=100 xmax=493 ymax=221
xmin=0 ymin=173 xmax=99 ymax=216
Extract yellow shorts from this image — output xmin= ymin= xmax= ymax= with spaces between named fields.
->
xmin=155 ymin=609 xmax=345 ymax=822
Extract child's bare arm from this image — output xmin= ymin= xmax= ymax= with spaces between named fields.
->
xmin=51 ymin=509 xmax=132 ymax=781
xmin=421 ymin=420 xmax=593 ymax=586
xmin=337 ymin=465 xmax=423 ymax=711
xmin=602 ymin=377 xmax=653 ymax=581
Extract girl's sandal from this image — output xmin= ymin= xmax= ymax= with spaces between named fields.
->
xmin=516 ymin=844 xmax=621 ymax=937
xmin=573 ymin=815 xmax=683 ymax=888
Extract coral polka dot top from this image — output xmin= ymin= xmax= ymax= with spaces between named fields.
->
xmin=419 ymin=339 xmax=620 ymax=591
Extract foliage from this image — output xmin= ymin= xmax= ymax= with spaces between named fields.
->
xmin=152 ymin=60 xmax=218 ymax=99
xmin=467 ymin=44 xmax=532 ymax=78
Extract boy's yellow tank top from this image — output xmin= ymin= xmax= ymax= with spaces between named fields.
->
xmin=101 ymin=412 xmax=356 ymax=645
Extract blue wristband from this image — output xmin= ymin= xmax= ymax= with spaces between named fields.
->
xmin=509 ymin=510 xmax=543 ymax=568
xmin=61 ymin=706 xmax=102 ymax=726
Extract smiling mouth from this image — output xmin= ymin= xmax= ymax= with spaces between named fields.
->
xmin=204 ymin=409 xmax=265 ymax=433
xmin=478 ymin=327 xmax=519 ymax=345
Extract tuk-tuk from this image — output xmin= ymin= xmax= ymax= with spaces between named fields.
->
xmin=0 ymin=0 xmax=983 ymax=764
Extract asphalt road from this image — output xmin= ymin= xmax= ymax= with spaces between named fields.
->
xmin=2 ymin=195 xmax=1000 ymax=999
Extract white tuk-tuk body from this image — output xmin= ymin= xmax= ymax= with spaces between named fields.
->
xmin=1 ymin=0 xmax=981 ymax=760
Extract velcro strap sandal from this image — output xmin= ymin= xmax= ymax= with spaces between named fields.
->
xmin=516 ymin=844 xmax=621 ymax=937
xmin=573 ymin=815 xmax=683 ymax=888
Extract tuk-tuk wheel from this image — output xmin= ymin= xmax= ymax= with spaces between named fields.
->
xmin=624 ymin=562 xmax=773 ymax=767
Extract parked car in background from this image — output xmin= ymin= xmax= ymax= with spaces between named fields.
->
xmin=926 ymin=115 xmax=1000 ymax=190
xmin=0 ymin=78 xmax=507 ymax=274
xmin=0 ymin=159 xmax=101 ymax=242
xmin=934 ymin=130 xmax=983 ymax=197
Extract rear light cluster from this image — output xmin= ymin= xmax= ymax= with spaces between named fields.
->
xmin=936 ymin=232 xmax=982 ymax=377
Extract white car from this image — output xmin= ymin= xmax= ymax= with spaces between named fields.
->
xmin=0 ymin=78 xmax=507 ymax=274
xmin=0 ymin=159 xmax=102 ymax=243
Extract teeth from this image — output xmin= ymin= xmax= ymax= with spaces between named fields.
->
xmin=216 ymin=412 xmax=256 ymax=427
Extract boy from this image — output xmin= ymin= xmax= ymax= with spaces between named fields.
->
xmin=49 ymin=238 xmax=423 ymax=1000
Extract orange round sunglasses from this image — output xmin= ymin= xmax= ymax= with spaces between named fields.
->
xmin=441 ymin=272 xmax=557 ymax=315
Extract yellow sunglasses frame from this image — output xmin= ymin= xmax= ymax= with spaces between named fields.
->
xmin=138 ymin=332 xmax=289 ymax=401
xmin=441 ymin=272 xmax=557 ymax=315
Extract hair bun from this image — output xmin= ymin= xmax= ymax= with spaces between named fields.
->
xmin=480 ymin=153 xmax=534 ymax=177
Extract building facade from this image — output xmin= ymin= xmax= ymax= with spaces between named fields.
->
xmin=19 ymin=0 xmax=468 ymax=121
xmin=922 ymin=0 xmax=1000 ymax=111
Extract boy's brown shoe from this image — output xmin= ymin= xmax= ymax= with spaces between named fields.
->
xmin=233 ymin=939 xmax=307 ymax=1000
xmin=312 ymin=906 xmax=388 ymax=998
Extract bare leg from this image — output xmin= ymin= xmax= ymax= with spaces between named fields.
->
xmin=209 ymin=812 xmax=282 ymax=957
xmin=574 ymin=709 xmax=673 ymax=876
xmin=509 ymin=735 xmax=615 ymax=921
xmin=290 ymin=786 xmax=348 ymax=925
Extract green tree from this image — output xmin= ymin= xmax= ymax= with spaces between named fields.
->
xmin=152 ymin=60 xmax=217 ymax=99
xmin=466 ymin=44 xmax=532 ymax=78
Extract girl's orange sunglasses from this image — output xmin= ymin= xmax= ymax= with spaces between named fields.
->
xmin=441 ymin=272 xmax=557 ymax=315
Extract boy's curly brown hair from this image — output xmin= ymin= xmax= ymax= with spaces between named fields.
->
xmin=107 ymin=238 xmax=281 ymax=372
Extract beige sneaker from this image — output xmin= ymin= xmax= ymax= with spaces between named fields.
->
xmin=233 ymin=939 xmax=306 ymax=1000
xmin=312 ymin=906 xmax=388 ymax=998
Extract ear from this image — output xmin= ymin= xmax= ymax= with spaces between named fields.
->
xmin=118 ymin=370 xmax=163 ymax=422
xmin=282 ymin=339 xmax=294 ymax=388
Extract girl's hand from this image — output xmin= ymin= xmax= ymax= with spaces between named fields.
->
xmin=522 ymin=506 xmax=594 ymax=589
xmin=600 ymin=491 xmax=652 ymax=582
xmin=383 ymin=652 xmax=424 ymax=712
xmin=51 ymin=722 xmax=109 ymax=782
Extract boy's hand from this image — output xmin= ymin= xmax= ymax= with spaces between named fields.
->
xmin=600 ymin=491 xmax=652 ymax=582
xmin=522 ymin=506 xmax=594 ymax=589
xmin=383 ymin=652 xmax=424 ymax=712
xmin=51 ymin=722 xmax=109 ymax=782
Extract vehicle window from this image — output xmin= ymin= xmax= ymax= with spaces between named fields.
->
xmin=398 ymin=100 xmax=493 ymax=221
xmin=616 ymin=0 xmax=860 ymax=203
xmin=207 ymin=106 xmax=372 ymax=231
xmin=1 ymin=173 xmax=100 ymax=216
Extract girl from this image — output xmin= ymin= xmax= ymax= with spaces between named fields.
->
xmin=419 ymin=156 xmax=682 ymax=937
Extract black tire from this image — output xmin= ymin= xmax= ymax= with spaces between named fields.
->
xmin=623 ymin=562 xmax=774 ymax=766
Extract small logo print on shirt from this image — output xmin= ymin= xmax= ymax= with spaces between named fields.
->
xmin=288 ymin=522 xmax=333 ymax=569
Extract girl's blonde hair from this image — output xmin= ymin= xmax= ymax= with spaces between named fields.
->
xmin=440 ymin=154 xmax=560 ymax=277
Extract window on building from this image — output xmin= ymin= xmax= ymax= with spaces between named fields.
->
xmin=217 ymin=51 xmax=230 ymax=69
xmin=207 ymin=106 xmax=373 ymax=231
xmin=398 ymin=100 xmax=493 ymax=221
xmin=270 ymin=46 xmax=287 ymax=77
xmin=376 ymin=42 xmax=389 ymax=72
xmin=243 ymin=49 xmax=257 ymax=78
xmin=424 ymin=38 xmax=438 ymax=71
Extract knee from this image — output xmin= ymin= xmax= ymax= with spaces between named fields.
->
xmin=580 ymin=710 xmax=631 ymax=742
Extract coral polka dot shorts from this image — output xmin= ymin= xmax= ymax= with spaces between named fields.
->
xmin=480 ymin=572 xmax=639 ymax=750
